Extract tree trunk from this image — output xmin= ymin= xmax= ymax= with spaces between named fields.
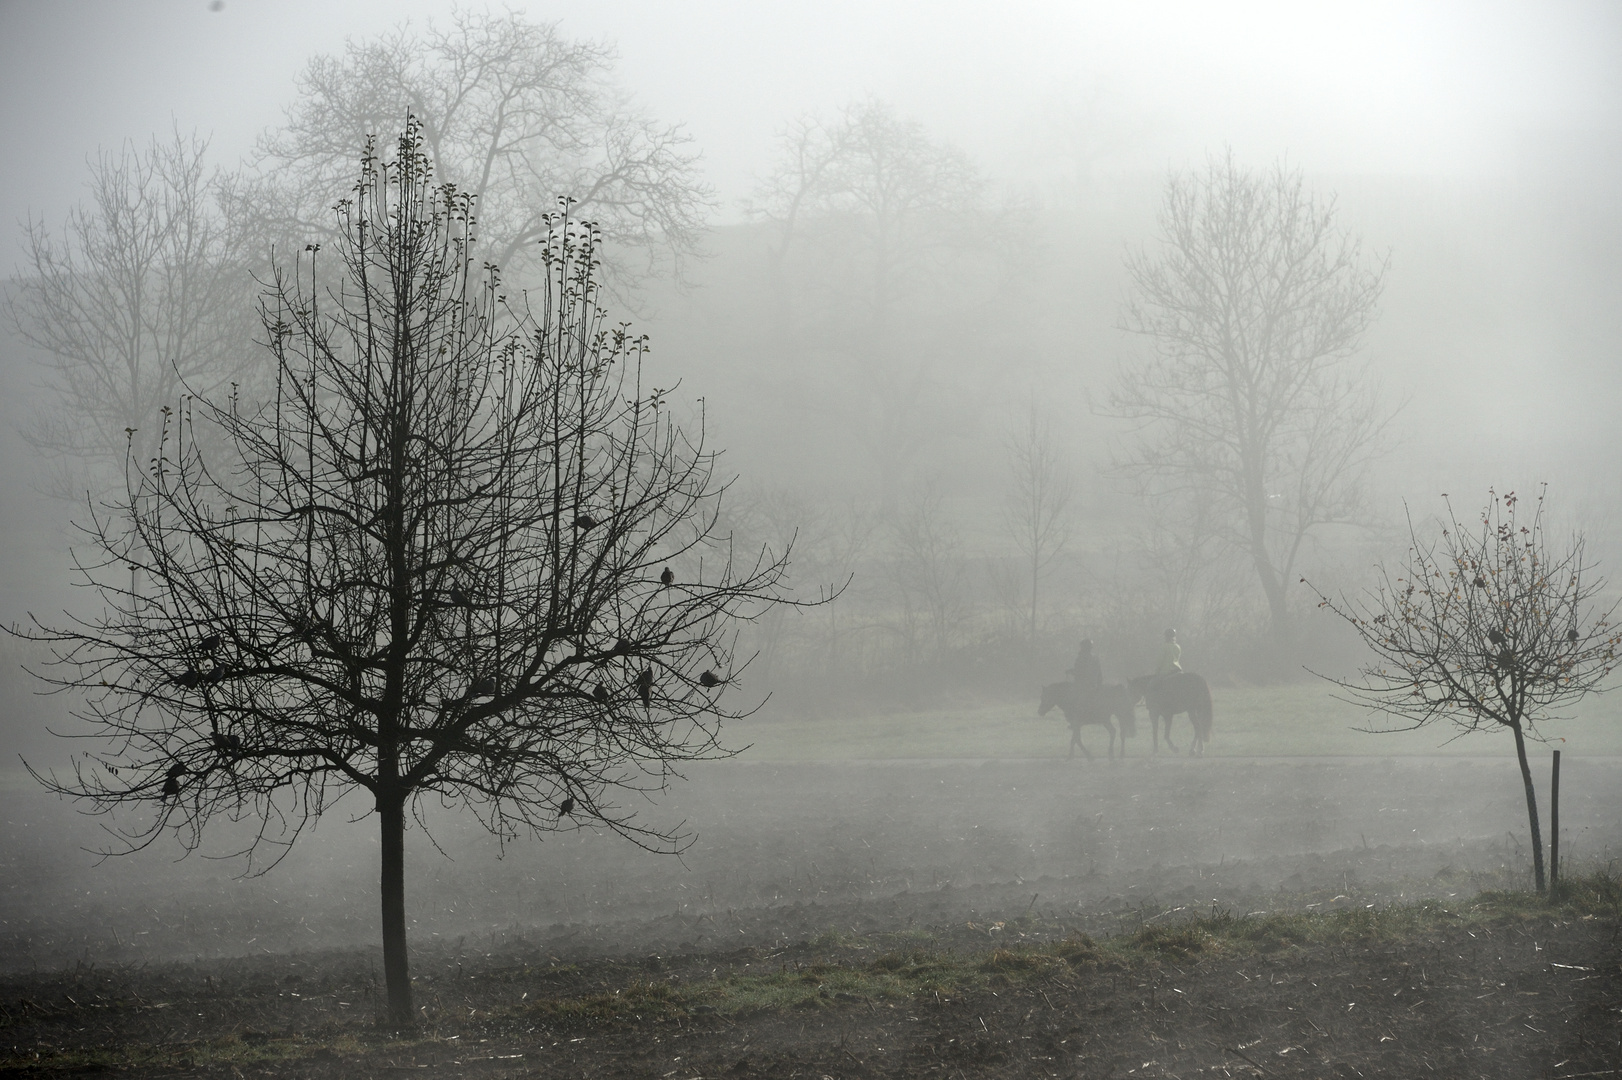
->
xmin=379 ymin=792 xmax=414 ymax=1025
xmin=1509 ymin=720 xmax=1547 ymax=892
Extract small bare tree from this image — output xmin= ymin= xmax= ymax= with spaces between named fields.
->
xmin=1310 ymin=489 xmax=1619 ymax=892
xmin=7 ymin=128 xmax=260 ymax=500
xmin=13 ymin=126 xmax=792 ymax=1027
xmin=888 ymin=485 xmax=965 ymax=666
xmin=256 ymin=8 xmax=711 ymax=290
xmin=1002 ymin=403 xmax=1074 ymax=643
xmin=1110 ymin=151 xmax=1390 ymax=642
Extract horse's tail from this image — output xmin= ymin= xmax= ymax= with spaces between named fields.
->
xmin=1192 ymin=676 xmax=1214 ymax=741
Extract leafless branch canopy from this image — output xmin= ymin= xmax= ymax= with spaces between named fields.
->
xmin=1109 ymin=151 xmax=1391 ymax=634
xmin=1312 ymin=488 xmax=1619 ymax=735
xmin=255 ymin=9 xmax=713 ymax=290
xmin=6 ymin=128 xmax=260 ymax=499
xmin=18 ymin=124 xmax=790 ymax=864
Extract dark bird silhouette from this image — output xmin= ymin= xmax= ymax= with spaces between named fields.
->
xmin=471 ymin=676 xmax=497 ymax=698
xmin=1473 ymin=574 xmax=1488 ymax=588
xmin=212 ymin=732 xmax=241 ymax=753
xmin=660 ymin=566 xmax=674 ymax=587
xmin=1568 ymin=628 xmax=1580 ymax=642
xmin=162 ymin=775 xmax=181 ymax=799
xmin=574 ymin=513 xmax=599 ymax=531
xmin=170 ymin=668 xmax=203 ymax=689
xmin=699 ymin=670 xmax=721 ymax=688
xmin=635 ymin=668 xmax=653 ymax=706
xmin=593 ymin=684 xmax=610 ymax=703
xmin=204 ymin=666 xmax=229 ymax=685
xmin=449 ymin=586 xmax=471 ymax=607
xmin=1487 ymin=628 xmax=1506 ymax=645
xmin=559 ymin=796 xmax=576 ymax=816
xmin=198 ymin=634 xmax=222 ymax=654
xmin=614 ymin=638 xmax=630 ymax=654
xmin=166 ymin=762 xmax=187 ymax=780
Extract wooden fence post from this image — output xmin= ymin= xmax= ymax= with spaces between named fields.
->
xmin=1550 ymin=749 xmax=1562 ymax=889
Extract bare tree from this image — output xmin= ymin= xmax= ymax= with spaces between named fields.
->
xmin=1310 ymin=489 xmax=1619 ymax=891
xmin=1110 ymin=151 xmax=1390 ymax=642
xmin=749 ymin=99 xmax=992 ymax=510
xmin=255 ymin=8 xmax=712 ymax=290
xmin=1002 ymin=403 xmax=1074 ymax=643
xmin=888 ymin=485 xmax=965 ymax=666
xmin=13 ymin=127 xmax=793 ymax=1027
xmin=6 ymin=128 xmax=260 ymax=500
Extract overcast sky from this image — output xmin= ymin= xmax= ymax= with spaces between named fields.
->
xmin=2 ymin=0 xmax=1619 ymax=253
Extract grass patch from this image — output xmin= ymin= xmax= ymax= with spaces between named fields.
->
xmin=506 ymin=871 xmax=1622 ymax=1028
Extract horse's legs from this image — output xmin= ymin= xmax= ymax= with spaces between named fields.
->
xmin=1162 ymin=715 xmax=1178 ymax=754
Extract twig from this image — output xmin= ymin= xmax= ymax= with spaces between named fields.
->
xmin=1223 ymin=1045 xmax=1269 ymax=1075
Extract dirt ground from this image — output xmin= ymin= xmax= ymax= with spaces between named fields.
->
xmin=3 ymin=755 xmax=1620 ymax=1077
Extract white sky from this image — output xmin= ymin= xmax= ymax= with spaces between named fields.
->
xmin=1 ymin=0 xmax=1619 ymax=248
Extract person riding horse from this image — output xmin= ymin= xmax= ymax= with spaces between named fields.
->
xmin=1155 ymin=628 xmax=1182 ymax=680
xmin=1069 ymin=639 xmax=1103 ymax=694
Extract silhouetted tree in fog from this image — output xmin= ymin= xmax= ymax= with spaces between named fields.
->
xmin=1002 ymin=404 xmax=1074 ymax=644
xmin=1109 ymin=152 xmax=1390 ymax=644
xmin=13 ymin=126 xmax=792 ymax=1027
xmin=1310 ymin=489 xmax=1619 ymax=892
xmin=256 ymin=8 xmax=711 ymax=291
xmin=6 ymin=129 xmax=260 ymax=501
xmin=750 ymin=99 xmax=994 ymax=511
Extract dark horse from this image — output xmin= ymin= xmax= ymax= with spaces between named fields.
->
xmin=1038 ymin=682 xmax=1139 ymax=760
xmin=1128 ymin=672 xmax=1214 ymax=756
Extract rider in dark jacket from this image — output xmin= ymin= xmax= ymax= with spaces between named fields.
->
xmin=1069 ymin=639 xmax=1103 ymax=695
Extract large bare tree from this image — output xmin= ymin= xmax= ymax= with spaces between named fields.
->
xmin=255 ymin=8 xmax=711 ymax=290
xmin=14 ymin=127 xmax=792 ymax=1027
xmin=6 ymin=128 xmax=260 ymax=500
xmin=1310 ymin=489 xmax=1619 ymax=891
xmin=1110 ymin=152 xmax=1390 ymax=641
xmin=749 ymin=99 xmax=992 ymax=510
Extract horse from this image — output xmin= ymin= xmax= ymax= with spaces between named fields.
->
xmin=1037 ymin=682 xmax=1138 ymax=760
xmin=1128 ymin=672 xmax=1213 ymax=756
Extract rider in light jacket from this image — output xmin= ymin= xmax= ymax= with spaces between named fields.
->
xmin=1156 ymin=628 xmax=1182 ymax=678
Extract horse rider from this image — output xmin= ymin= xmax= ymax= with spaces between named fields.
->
xmin=1068 ymin=638 xmax=1103 ymax=696
xmin=1068 ymin=638 xmax=1104 ymax=723
xmin=1156 ymin=628 xmax=1183 ymax=681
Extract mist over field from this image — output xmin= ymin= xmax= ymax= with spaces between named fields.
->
xmin=1 ymin=3 xmax=1620 ymax=1075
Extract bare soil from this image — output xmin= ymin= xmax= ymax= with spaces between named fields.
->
xmin=3 ymin=755 xmax=1620 ymax=1077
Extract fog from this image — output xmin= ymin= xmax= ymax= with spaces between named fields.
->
xmin=1 ymin=3 xmax=1620 ymax=1070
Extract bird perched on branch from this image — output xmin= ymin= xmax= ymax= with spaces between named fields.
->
xmin=699 ymin=670 xmax=722 ymax=688
xmin=162 ymin=762 xmax=186 ymax=800
xmin=1568 ymin=628 xmax=1580 ymax=642
xmin=170 ymin=668 xmax=203 ymax=689
xmin=660 ymin=566 xmax=674 ymax=587
xmin=593 ymin=684 xmax=610 ymax=703
xmin=448 ymin=586 xmax=471 ymax=607
xmin=471 ymin=676 xmax=497 ymax=698
xmin=198 ymin=635 xmax=222 ymax=654
xmin=635 ymin=668 xmax=653 ymax=706
xmin=574 ymin=513 xmax=599 ymax=531
xmin=558 ymin=796 xmax=576 ymax=816
xmin=1487 ymin=628 xmax=1506 ymax=646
